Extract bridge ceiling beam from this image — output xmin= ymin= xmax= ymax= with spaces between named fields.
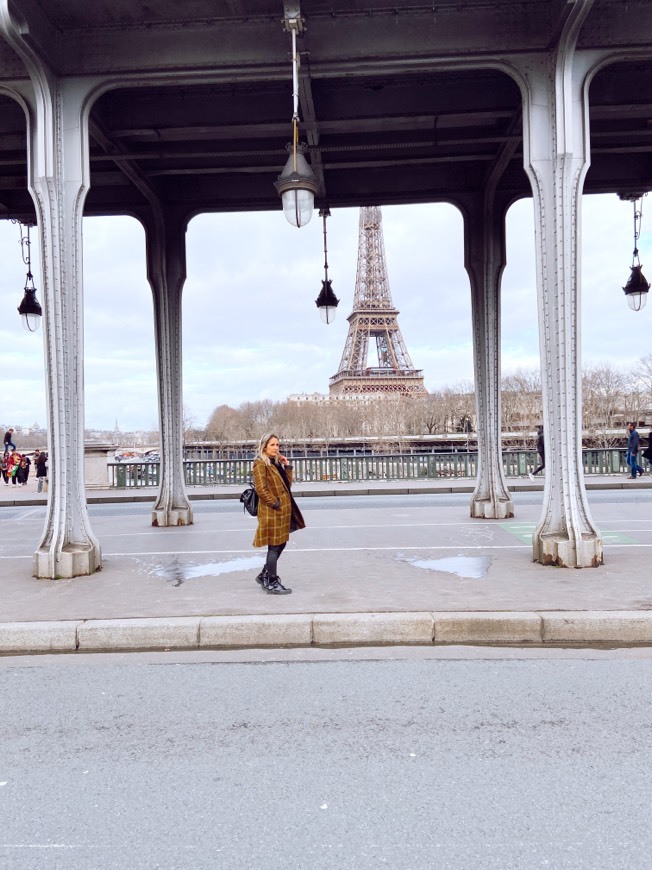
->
xmin=0 ymin=1 xmax=648 ymax=220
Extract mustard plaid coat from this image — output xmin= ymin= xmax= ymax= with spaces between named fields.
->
xmin=252 ymin=459 xmax=306 ymax=547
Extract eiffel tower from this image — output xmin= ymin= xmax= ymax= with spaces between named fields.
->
xmin=329 ymin=206 xmax=427 ymax=397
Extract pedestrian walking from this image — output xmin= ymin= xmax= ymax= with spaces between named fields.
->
xmin=529 ymin=425 xmax=545 ymax=480
xmin=3 ymin=428 xmax=16 ymax=454
xmin=252 ymin=433 xmax=305 ymax=595
xmin=34 ymin=449 xmax=48 ymax=492
xmin=0 ymin=454 xmax=9 ymax=485
xmin=15 ymin=454 xmax=30 ymax=485
xmin=642 ymin=429 xmax=652 ymax=468
xmin=626 ymin=421 xmax=645 ymax=479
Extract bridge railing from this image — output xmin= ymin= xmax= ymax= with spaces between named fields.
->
xmin=106 ymin=448 xmax=642 ymax=488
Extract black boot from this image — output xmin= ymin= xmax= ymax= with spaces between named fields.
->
xmin=255 ymin=568 xmax=269 ymax=589
xmin=265 ymin=574 xmax=292 ymax=595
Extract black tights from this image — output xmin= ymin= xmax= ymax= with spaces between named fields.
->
xmin=265 ymin=543 xmax=286 ymax=577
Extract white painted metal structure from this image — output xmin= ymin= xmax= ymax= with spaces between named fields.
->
xmin=0 ymin=0 xmax=650 ymax=575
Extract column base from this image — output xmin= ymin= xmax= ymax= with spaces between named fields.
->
xmin=470 ymin=496 xmax=514 ymax=519
xmin=33 ymin=543 xmax=102 ymax=580
xmin=533 ymin=534 xmax=603 ymax=568
xmin=152 ymin=507 xmax=193 ymax=527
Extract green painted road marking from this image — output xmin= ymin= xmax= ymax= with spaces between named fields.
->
xmin=500 ymin=522 xmax=638 ymax=545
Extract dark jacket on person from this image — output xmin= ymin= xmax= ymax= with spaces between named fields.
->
xmin=35 ymin=453 xmax=48 ymax=477
xmin=628 ymin=427 xmax=640 ymax=454
xmin=16 ymin=458 xmax=30 ymax=483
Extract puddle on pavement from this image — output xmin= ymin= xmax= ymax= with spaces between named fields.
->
xmin=153 ymin=555 xmax=263 ymax=586
xmin=406 ymin=555 xmax=492 ymax=579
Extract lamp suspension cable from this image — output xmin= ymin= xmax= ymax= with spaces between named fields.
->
xmin=632 ymin=196 xmax=644 ymax=268
xmin=322 ymin=206 xmax=329 ymax=283
xmin=291 ymin=24 xmax=299 ymax=173
xmin=21 ymin=222 xmax=32 ymax=274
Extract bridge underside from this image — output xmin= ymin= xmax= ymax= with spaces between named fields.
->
xmin=0 ymin=2 xmax=648 ymax=220
xmin=0 ymin=0 xmax=650 ymax=575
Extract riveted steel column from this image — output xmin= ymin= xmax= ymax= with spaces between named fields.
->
xmin=461 ymin=192 xmax=514 ymax=520
xmin=0 ymin=5 xmax=103 ymax=579
xmin=27 ymin=78 xmax=101 ymax=578
xmin=142 ymin=208 xmax=193 ymax=527
xmin=518 ymin=3 xmax=603 ymax=567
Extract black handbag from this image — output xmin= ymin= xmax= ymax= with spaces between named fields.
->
xmin=239 ymin=482 xmax=259 ymax=517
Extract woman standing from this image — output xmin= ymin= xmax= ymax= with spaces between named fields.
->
xmin=252 ymin=433 xmax=305 ymax=595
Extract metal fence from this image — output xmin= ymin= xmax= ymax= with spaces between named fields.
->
xmin=107 ymin=448 xmax=643 ymax=488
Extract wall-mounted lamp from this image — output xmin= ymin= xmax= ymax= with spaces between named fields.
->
xmin=274 ymin=12 xmax=317 ymax=228
xmin=14 ymin=221 xmax=42 ymax=332
xmin=619 ymin=193 xmax=650 ymax=312
xmin=315 ymin=208 xmax=339 ymax=323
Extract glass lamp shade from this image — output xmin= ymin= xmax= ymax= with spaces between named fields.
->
xmin=17 ymin=286 xmax=42 ymax=332
xmin=623 ymin=265 xmax=650 ymax=311
xmin=627 ymin=292 xmax=647 ymax=311
xmin=281 ymin=187 xmax=315 ymax=228
xmin=315 ymin=279 xmax=339 ymax=324
xmin=274 ymin=148 xmax=318 ymax=228
xmin=319 ymin=304 xmax=337 ymax=324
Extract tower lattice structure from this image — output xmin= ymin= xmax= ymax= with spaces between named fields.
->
xmin=329 ymin=206 xmax=427 ymax=397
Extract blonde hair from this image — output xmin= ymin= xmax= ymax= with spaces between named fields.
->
xmin=257 ymin=432 xmax=279 ymax=465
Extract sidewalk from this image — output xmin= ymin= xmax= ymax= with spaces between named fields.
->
xmin=1 ymin=475 xmax=652 ymax=654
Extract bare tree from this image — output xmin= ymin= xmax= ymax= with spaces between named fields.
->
xmin=582 ymin=363 xmax=627 ymax=446
xmin=200 ymin=357 xmax=645 ymax=453
xmin=205 ymin=404 xmax=244 ymax=443
xmin=636 ymin=353 xmax=652 ymax=410
xmin=237 ymin=399 xmax=276 ymax=439
xmin=502 ymin=369 xmax=541 ymax=444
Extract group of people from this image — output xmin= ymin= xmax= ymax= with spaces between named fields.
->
xmin=2 ymin=429 xmax=48 ymax=491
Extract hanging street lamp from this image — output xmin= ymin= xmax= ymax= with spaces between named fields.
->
xmin=14 ymin=221 xmax=42 ymax=332
xmin=274 ymin=11 xmax=317 ymax=228
xmin=315 ymin=208 xmax=339 ymax=323
xmin=619 ymin=193 xmax=650 ymax=311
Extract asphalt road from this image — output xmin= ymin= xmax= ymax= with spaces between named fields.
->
xmin=98 ymin=487 xmax=652 ymax=514
xmin=2 ymin=649 xmax=652 ymax=870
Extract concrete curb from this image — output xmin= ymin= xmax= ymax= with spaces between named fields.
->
xmin=2 ymin=611 xmax=652 ymax=654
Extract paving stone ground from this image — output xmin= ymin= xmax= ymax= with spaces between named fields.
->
xmin=1 ymin=476 xmax=650 ymax=651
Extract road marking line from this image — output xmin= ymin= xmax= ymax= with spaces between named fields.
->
xmin=3 ymin=541 xmax=652 ymax=561
xmin=101 ymin=545 xmax=528 ymax=557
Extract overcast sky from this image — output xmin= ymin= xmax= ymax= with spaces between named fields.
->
xmin=0 ymin=193 xmax=650 ymax=432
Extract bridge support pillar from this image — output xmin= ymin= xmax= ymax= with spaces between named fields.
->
xmin=19 ymin=75 xmax=102 ymax=578
xmin=142 ymin=209 xmax=193 ymax=527
xmin=461 ymin=193 xmax=514 ymax=520
xmin=518 ymin=4 xmax=603 ymax=567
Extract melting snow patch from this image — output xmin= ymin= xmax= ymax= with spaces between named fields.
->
xmin=408 ymin=555 xmax=491 ymax=579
